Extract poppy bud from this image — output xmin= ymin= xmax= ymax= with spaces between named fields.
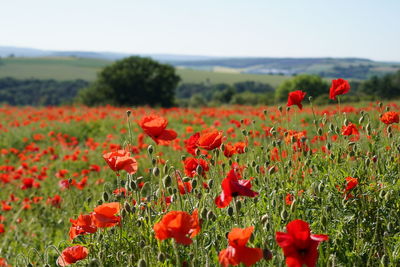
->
xmin=194 ymin=148 xmax=201 ymax=157
xmin=329 ymin=123 xmax=334 ymax=132
xmin=157 ymin=252 xmax=165 ymax=262
xmin=318 ymin=182 xmax=325 ymax=193
xmin=317 ymin=128 xmax=323 ymax=136
xmin=385 ymin=106 xmax=390 ymax=112
xmin=137 ymin=258 xmax=147 ymax=267
xmin=359 ymin=116 xmax=364 ymax=124
xmin=261 ymin=214 xmax=269 ymax=224
xmin=147 ymin=145 xmax=154 ymax=155
xmin=27 ymin=263 xmax=33 ymax=267
xmin=242 ymin=129 xmax=248 ymax=136
xmin=196 ymin=164 xmax=203 ymax=175
xmin=152 ymin=167 xmax=160 ymax=177
xmin=129 ymin=180 xmax=137 ymax=191
xmin=280 ymin=209 xmax=288 ymax=220
xmin=308 ymin=96 xmax=313 ymax=101
xmin=365 ymin=158 xmax=370 ymax=166
xmin=124 ymin=202 xmax=131 ymax=213
xmin=102 ymin=191 xmax=109 ymax=202
xmin=227 ymin=206 xmax=234 ymax=216
xmin=263 ymin=249 xmax=273 ymax=261
xmin=162 ymin=164 xmax=168 ymax=174
xmin=268 ymin=166 xmax=276 ymax=175
xmin=126 ymin=110 xmax=131 ymax=117
xmin=255 ymin=165 xmax=260 ymax=174
xmin=278 ymin=106 xmax=283 ymax=113
xmin=190 ymin=179 xmax=197 ymax=189
xmin=387 ymin=126 xmax=392 ymax=134
xmin=207 ymin=210 xmax=216 ymax=221
xmin=381 ymin=255 xmax=389 ymax=266
xmin=162 ymin=175 xmax=172 ymax=187
xmin=263 ymin=109 xmax=267 ymax=116
xmin=208 ymin=179 xmax=214 ymax=189
xmin=87 ymin=197 xmax=92 ymax=203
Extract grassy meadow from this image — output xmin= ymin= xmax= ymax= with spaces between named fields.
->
xmin=0 ymin=101 xmax=399 ymax=266
xmin=0 ymin=57 xmax=289 ymax=86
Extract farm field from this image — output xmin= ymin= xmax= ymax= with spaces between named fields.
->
xmin=0 ymin=57 xmax=289 ymax=86
xmin=0 ymin=101 xmax=399 ymax=266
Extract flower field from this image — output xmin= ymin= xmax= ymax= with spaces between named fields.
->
xmin=0 ymin=97 xmax=399 ymax=266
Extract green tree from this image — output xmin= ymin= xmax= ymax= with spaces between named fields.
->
xmin=78 ymin=56 xmax=180 ymax=107
xmin=275 ymin=74 xmax=329 ymax=102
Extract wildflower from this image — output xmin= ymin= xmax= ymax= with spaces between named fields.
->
xmin=329 ymin=78 xmax=350 ymax=100
xmin=341 ymin=123 xmax=359 ymax=136
xmin=91 ymin=202 xmax=121 ymax=228
xmin=0 ymin=224 xmax=4 ymax=234
xmin=215 ymin=169 xmax=258 ymax=208
xmin=57 ymin=245 xmax=89 ymax=266
xmin=46 ymin=194 xmax=62 ymax=208
xmin=103 ymin=150 xmax=138 ymax=176
xmin=219 ymin=226 xmax=263 ymax=267
xmin=344 ymin=177 xmax=358 ymax=193
xmin=184 ymin=132 xmax=200 ymax=155
xmin=69 ymin=214 xmax=97 ymax=240
xmin=276 ymin=219 xmax=328 ymax=267
xmin=183 ymin=157 xmax=209 ymax=177
xmin=153 ymin=209 xmax=200 ymax=245
xmin=380 ymin=111 xmax=399 ymax=125
xmin=139 ymin=115 xmax=177 ymax=145
xmin=287 ymin=90 xmax=307 ymax=110
xmin=197 ymin=129 xmax=223 ymax=150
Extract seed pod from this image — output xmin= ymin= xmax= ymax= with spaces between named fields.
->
xmin=385 ymin=106 xmax=390 ymax=112
xmin=195 ymin=148 xmax=201 ymax=156
xmin=207 ymin=211 xmax=216 ymax=221
xmin=208 ymin=179 xmax=214 ymax=189
xmin=137 ymin=259 xmax=147 ymax=267
xmin=102 ymin=191 xmax=109 ymax=202
xmin=157 ymin=252 xmax=165 ymax=262
xmin=263 ymin=109 xmax=267 ymax=116
xmin=317 ymin=128 xmax=323 ymax=136
xmin=227 ymin=207 xmax=234 ymax=216
xmin=268 ymin=166 xmax=276 ymax=175
xmin=124 ymin=202 xmax=131 ymax=213
xmin=255 ymin=165 xmax=260 ymax=174
xmin=147 ymin=144 xmax=154 ymax=155
xmin=152 ymin=167 xmax=160 ymax=177
xmin=286 ymin=106 xmax=290 ymax=112
xmin=280 ymin=209 xmax=288 ymax=220
xmin=191 ymin=179 xmax=197 ymax=189
xmin=278 ymin=106 xmax=283 ymax=113
xmin=242 ymin=129 xmax=248 ymax=136
xmin=196 ymin=164 xmax=203 ymax=175
xmin=162 ymin=175 xmax=172 ymax=187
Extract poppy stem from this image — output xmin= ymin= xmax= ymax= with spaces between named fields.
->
xmin=233 ymin=199 xmax=240 ymax=225
xmin=172 ymin=240 xmax=181 ymax=266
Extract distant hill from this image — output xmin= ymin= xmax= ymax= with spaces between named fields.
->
xmin=0 ymin=45 xmax=399 ymax=80
xmin=0 ymin=57 xmax=289 ymax=87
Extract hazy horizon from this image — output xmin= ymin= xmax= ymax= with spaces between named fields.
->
xmin=1 ymin=0 xmax=400 ymax=61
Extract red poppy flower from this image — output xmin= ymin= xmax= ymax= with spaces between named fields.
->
xmin=287 ymin=90 xmax=307 ymax=110
xmin=139 ymin=115 xmax=177 ymax=145
xmin=329 ymin=78 xmax=350 ymax=100
xmin=103 ymin=150 xmax=138 ymax=176
xmin=219 ymin=226 xmax=263 ymax=267
xmin=57 ymin=245 xmax=89 ymax=266
xmin=46 ymin=194 xmax=62 ymax=208
xmin=0 ymin=258 xmax=8 ymax=267
xmin=153 ymin=209 xmax=200 ymax=245
xmin=184 ymin=132 xmax=200 ymax=155
xmin=344 ymin=176 xmax=358 ymax=192
xmin=69 ymin=214 xmax=97 ymax=240
xmin=197 ymin=129 xmax=223 ymax=150
xmin=0 ymin=224 xmax=4 ymax=234
xmin=177 ymin=177 xmax=193 ymax=195
xmin=215 ymin=169 xmax=258 ymax=208
xmin=183 ymin=157 xmax=209 ymax=177
xmin=276 ymin=219 xmax=328 ymax=267
xmin=380 ymin=111 xmax=399 ymax=125
xmin=341 ymin=123 xmax=359 ymax=136
xmin=91 ymin=202 xmax=121 ymax=228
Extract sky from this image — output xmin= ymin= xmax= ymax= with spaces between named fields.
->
xmin=1 ymin=0 xmax=399 ymax=61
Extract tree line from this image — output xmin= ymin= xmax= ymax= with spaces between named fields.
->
xmin=0 ymin=56 xmax=399 ymax=107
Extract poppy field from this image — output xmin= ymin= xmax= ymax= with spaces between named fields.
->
xmin=0 ymin=82 xmax=400 ymax=266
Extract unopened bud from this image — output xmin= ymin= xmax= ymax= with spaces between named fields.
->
xmin=147 ymin=145 xmax=153 ymax=155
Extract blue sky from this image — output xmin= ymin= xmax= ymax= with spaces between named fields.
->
xmin=1 ymin=0 xmax=399 ymax=61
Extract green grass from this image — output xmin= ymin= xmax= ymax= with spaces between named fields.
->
xmin=0 ymin=57 xmax=289 ymax=86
